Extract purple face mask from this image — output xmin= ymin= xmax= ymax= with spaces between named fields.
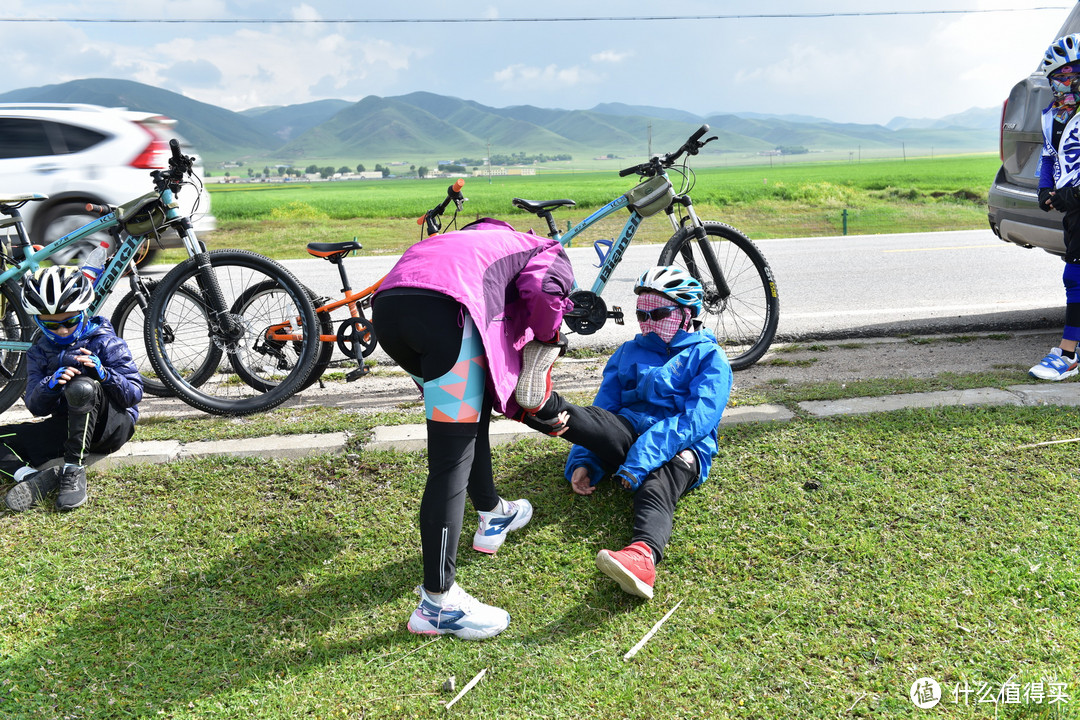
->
xmin=637 ymin=292 xmax=686 ymax=343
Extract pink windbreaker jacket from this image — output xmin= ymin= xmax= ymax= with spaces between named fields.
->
xmin=375 ymin=220 xmax=575 ymax=416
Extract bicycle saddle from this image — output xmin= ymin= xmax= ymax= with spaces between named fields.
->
xmin=307 ymin=240 xmax=362 ymax=262
xmin=512 ymin=198 xmax=576 ymax=214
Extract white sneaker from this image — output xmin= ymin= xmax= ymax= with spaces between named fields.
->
xmin=473 ymin=498 xmax=533 ymax=554
xmin=515 ymin=338 xmax=564 ymax=411
xmin=407 ymin=583 xmax=510 ymax=640
xmin=1029 ymin=347 xmax=1079 ymax=381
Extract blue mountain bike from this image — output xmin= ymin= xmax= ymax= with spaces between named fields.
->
xmin=0 ymin=141 xmax=319 ymax=417
xmin=513 ymin=125 xmax=778 ymax=369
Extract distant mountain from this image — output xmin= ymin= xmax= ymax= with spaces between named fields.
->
xmin=241 ymin=99 xmax=353 ymax=142
xmin=0 ymin=78 xmax=999 ymax=162
xmin=886 ymin=106 xmax=1001 ymax=132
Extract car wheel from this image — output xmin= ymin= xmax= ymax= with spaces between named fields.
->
xmin=31 ymin=201 xmax=113 ymax=266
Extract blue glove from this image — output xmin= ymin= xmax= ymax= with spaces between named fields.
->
xmin=46 ymin=367 xmax=69 ymax=389
xmin=81 ymin=353 xmax=108 ymax=382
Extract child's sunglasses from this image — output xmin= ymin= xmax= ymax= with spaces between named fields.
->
xmin=36 ymin=313 xmax=84 ymax=330
xmin=635 ymin=305 xmax=683 ymax=322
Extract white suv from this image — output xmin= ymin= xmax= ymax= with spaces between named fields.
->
xmin=0 ymin=103 xmax=215 ymax=265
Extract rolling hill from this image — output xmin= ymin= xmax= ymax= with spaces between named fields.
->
xmin=0 ymin=78 xmax=998 ymax=164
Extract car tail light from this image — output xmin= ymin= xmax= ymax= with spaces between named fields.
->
xmin=999 ymin=98 xmax=1008 ymax=163
xmin=130 ymin=124 xmax=170 ymax=169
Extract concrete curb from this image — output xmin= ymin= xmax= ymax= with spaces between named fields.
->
xmin=85 ymin=432 xmax=350 ymax=470
xmin=55 ymin=383 xmax=1080 ymax=466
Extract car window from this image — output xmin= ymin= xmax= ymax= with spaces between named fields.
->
xmin=0 ymin=118 xmax=54 ymax=159
xmin=54 ymin=122 xmax=107 ymax=153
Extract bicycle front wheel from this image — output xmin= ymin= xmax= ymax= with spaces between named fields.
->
xmin=111 ymin=280 xmax=217 ymax=398
xmin=658 ymin=221 xmax=779 ymax=370
xmin=0 ymin=281 xmax=32 ymax=413
xmin=144 ymin=250 xmax=319 ymax=416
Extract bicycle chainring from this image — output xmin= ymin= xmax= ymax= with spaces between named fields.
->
xmin=564 ymin=290 xmax=607 ymax=335
xmin=337 ymin=317 xmax=378 ymax=358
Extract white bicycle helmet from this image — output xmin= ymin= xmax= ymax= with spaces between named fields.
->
xmin=1043 ymin=34 xmax=1080 ymax=75
xmin=634 ymin=266 xmax=703 ymax=315
xmin=20 ymin=266 xmax=94 ymax=316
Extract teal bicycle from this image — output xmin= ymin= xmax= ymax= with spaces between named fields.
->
xmin=512 ymin=125 xmax=778 ymax=369
xmin=0 ymin=141 xmax=319 ymax=417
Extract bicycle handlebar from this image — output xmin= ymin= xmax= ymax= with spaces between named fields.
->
xmin=417 ymin=178 xmax=467 ymax=229
xmin=151 ymin=139 xmax=197 ymax=193
xmin=618 ymin=124 xmax=717 ymax=177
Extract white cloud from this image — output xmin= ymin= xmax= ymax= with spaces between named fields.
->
xmin=591 ymin=50 xmax=632 ymax=64
xmin=493 ymin=63 xmax=605 ymax=89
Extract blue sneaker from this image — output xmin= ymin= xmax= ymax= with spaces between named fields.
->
xmin=1029 ymin=347 xmax=1079 ymax=381
xmin=407 ymin=583 xmax=509 ymax=640
xmin=473 ymin=498 xmax=533 ymax=554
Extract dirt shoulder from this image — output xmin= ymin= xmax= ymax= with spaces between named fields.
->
xmin=212 ymin=327 xmax=1058 ymax=418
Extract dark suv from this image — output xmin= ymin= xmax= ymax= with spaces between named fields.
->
xmin=988 ymin=3 xmax=1080 ymax=256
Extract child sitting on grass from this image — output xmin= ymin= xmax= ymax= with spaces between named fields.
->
xmin=517 ymin=266 xmax=732 ymax=599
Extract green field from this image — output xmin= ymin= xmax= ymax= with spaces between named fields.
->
xmin=189 ymin=153 xmax=1000 ymax=262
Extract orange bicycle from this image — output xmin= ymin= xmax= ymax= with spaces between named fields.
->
xmin=236 ymin=179 xmax=467 ymax=393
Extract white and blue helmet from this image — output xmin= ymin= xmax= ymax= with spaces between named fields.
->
xmin=1043 ymin=34 xmax=1080 ymax=76
xmin=634 ymin=265 xmax=703 ymax=316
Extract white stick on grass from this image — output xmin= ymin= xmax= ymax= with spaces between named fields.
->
xmin=623 ymin=599 xmax=683 ymax=661
xmin=445 ymin=668 xmax=487 ymax=709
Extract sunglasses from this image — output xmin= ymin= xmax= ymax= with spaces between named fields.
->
xmin=636 ymin=305 xmax=683 ymax=323
xmin=36 ymin=313 xmax=83 ymax=330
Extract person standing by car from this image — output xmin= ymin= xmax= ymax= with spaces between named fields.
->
xmin=1031 ymin=33 xmax=1080 ymax=381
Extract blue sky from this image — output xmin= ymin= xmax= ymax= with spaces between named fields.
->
xmin=0 ymin=1 xmax=1074 ymax=124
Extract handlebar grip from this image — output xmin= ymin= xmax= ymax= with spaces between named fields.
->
xmin=689 ymin=124 xmax=709 ymax=143
xmin=416 ymin=213 xmax=428 ymax=226
xmin=619 ymin=166 xmax=638 ymax=177
xmin=452 ymin=178 xmax=465 ymax=192
xmin=85 ymin=203 xmax=111 ymax=216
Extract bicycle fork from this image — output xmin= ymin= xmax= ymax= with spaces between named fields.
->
xmin=667 ymin=195 xmax=731 ymax=301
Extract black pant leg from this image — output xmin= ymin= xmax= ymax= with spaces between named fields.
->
xmin=543 ymin=392 xmax=637 ymax=468
xmin=0 ymin=416 xmax=67 ymax=478
xmin=631 ymin=453 xmax=699 ymax=563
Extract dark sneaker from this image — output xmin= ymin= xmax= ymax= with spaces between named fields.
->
xmin=4 ymin=467 xmax=61 ymax=512
xmin=55 ymin=465 xmax=87 ymax=511
xmin=596 ymin=541 xmax=656 ymax=599
xmin=515 ymin=336 xmax=566 ymax=412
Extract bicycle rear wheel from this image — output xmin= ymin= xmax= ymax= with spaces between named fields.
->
xmin=229 ymin=280 xmax=334 ymax=393
xmin=110 ymin=281 xmax=217 ymax=397
xmin=0 ymin=281 xmax=32 ymax=413
xmin=658 ymin=221 xmax=779 ymax=370
xmin=144 ymin=250 xmax=319 ymax=416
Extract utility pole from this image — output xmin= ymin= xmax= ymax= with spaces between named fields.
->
xmin=647 ymin=122 xmax=652 ymax=158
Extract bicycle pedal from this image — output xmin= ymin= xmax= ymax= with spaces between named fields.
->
xmin=608 ymin=306 xmax=624 ymax=325
xmin=346 ymin=366 xmax=370 ymax=382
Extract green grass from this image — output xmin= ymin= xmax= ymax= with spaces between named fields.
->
xmin=2 ymin=403 xmax=1079 ymax=718
xmin=171 ymin=154 xmax=999 ymax=262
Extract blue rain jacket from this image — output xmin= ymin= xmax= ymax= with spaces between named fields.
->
xmin=24 ymin=317 xmax=143 ymax=423
xmin=565 ymin=328 xmax=732 ymax=489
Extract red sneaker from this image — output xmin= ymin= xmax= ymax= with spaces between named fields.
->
xmin=596 ymin=541 xmax=655 ymax=599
